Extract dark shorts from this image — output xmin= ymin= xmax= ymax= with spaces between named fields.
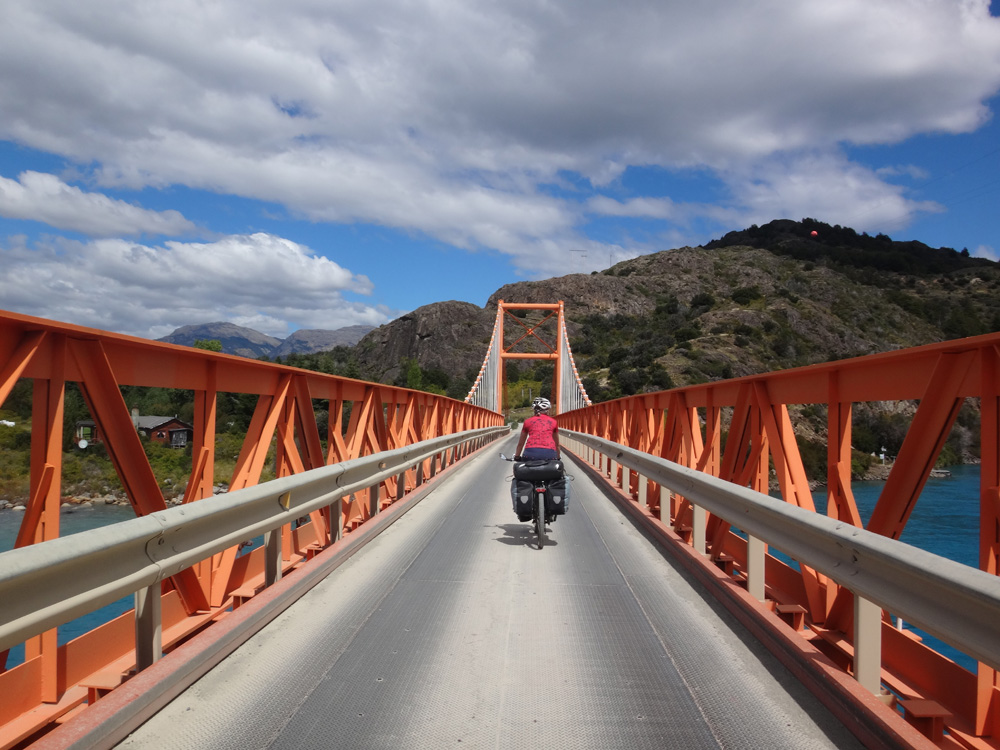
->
xmin=521 ymin=447 xmax=559 ymax=460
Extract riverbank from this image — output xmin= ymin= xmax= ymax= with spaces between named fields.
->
xmin=0 ymin=484 xmax=231 ymax=512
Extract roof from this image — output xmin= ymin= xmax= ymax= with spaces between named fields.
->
xmin=134 ymin=416 xmax=192 ymax=430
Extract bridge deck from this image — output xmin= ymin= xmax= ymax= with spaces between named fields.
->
xmin=116 ymin=439 xmax=863 ymax=749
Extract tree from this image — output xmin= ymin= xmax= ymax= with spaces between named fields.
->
xmin=193 ymin=339 xmax=223 ymax=352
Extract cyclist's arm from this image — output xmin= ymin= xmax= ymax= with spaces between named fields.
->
xmin=515 ymin=423 xmax=528 ymax=456
xmin=553 ymin=426 xmax=560 ymax=452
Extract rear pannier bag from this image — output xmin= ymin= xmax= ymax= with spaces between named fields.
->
xmin=510 ymin=479 xmax=534 ymax=517
xmin=546 ymin=476 xmax=570 ymax=515
xmin=512 ymin=459 xmax=564 ymax=481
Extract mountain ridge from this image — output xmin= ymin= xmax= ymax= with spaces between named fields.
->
xmin=158 ymin=219 xmax=1000 ymax=404
xmin=157 ymin=321 xmax=374 ymax=358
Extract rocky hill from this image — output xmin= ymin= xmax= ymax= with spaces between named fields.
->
xmin=354 ymin=301 xmax=496 ymax=385
xmin=158 ymin=219 xmax=1000 ymax=408
xmin=158 ymin=322 xmax=374 ymax=358
xmin=355 ymin=219 xmax=1000 ymax=405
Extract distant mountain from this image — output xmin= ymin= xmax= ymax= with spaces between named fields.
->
xmin=161 ymin=219 xmax=1000 ymax=404
xmin=158 ymin=322 xmax=374 ymax=358
xmin=271 ymin=326 xmax=376 ymax=357
xmin=355 ymin=218 xmax=1000 ymax=402
xmin=354 ymin=301 xmax=496 ymax=385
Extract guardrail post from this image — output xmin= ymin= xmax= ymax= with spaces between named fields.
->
xmin=855 ymin=594 xmax=882 ymax=693
xmin=692 ymin=503 xmax=706 ymax=555
xmin=637 ymin=475 xmax=648 ymax=507
xmin=747 ymin=534 xmax=765 ymax=601
xmin=622 ymin=466 xmax=631 ymax=498
xmin=396 ymin=470 xmax=407 ymax=502
xmin=331 ymin=498 xmax=343 ymax=542
xmin=369 ymin=483 xmax=381 ymax=516
xmin=134 ymin=583 xmax=162 ymax=671
xmin=265 ymin=527 xmax=282 ymax=586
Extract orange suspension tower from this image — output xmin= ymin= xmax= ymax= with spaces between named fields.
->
xmin=466 ymin=300 xmax=590 ymax=417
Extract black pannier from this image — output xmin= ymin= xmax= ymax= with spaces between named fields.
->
xmin=512 ymin=459 xmax=564 ymax=480
xmin=510 ymin=479 xmax=534 ymax=518
xmin=546 ymin=476 xmax=570 ymax=515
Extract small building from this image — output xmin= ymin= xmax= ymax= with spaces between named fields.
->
xmin=135 ymin=416 xmax=194 ymax=448
xmin=74 ymin=412 xmax=194 ymax=448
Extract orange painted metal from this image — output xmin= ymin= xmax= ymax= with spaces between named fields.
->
xmin=497 ymin=300 xmax=564 ymax=414
xmin=0 ymin=309 xmax=502 ymax=747
xmin=559 ymin=331 xmax=1000 ymax=746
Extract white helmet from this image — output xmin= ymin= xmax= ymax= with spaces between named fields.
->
xmin=532 ymin=397 xmax=551 ymax=412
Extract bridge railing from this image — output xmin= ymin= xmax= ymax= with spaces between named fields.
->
xmin=563 ymin=430 xmax=1000 ymax=674
xmin=0 ymin=308 xmax=504 ymax=747
xmin=558 ymin=331 xmax=1000 ymax=743
xmin=0 ymin=427 xmax=505 ymax=670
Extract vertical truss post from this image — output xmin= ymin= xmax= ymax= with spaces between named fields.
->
xmin=24 ymin=335 xmax=65 ymax=703
xmin=977 ymin=344 xmax=1000 ymax=736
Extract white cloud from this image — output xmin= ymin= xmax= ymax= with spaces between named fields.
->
xmin=975 ymin=244 xmax=999 ymax=261
xmin=587 ymin=196 xmax=680 ymax=221
xmin=725 ymin=152 xmax=944 ymax=232
xmin=0 ymin=171 xmax=198 ymax=236
xmin=0 ymin=233 xmax=393 ymax=338
xmin=0 ymin=0 xmax=998 ymax=279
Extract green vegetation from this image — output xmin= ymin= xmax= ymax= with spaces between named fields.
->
xmin=0 ymin=379 xmax=279 ymax=503
xmin=504 ymin=361 xmax=553 ymax=409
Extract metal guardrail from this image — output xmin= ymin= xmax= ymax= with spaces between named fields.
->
xmin=0 ymin=426 xmax=508 ymax=655
xmin=564 ymin=430 xmax=1000 ymax=680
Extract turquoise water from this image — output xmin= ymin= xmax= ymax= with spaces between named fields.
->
xmin=788 ymin=464 xmax=981 ymax=671
xmin=1 ymin=466 xmax=986 ymax=671
xmin=0 ymin=504 xmax=139 ymax=669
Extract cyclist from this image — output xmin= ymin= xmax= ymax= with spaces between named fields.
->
xmin=514 ymin=397 xmax=560 ymax=460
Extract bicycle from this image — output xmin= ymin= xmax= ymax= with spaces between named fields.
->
xmin=500 ymin=453 xmax=568 ymax=548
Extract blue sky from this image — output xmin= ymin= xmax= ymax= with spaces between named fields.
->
xmin=1 ymin=0 xmax=999 ymax=340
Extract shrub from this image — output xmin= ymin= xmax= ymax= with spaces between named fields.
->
xmin=731 ymin=286 xmax=762 ymax=305
xmin=690 ymin=292 xmax=715 ymax=309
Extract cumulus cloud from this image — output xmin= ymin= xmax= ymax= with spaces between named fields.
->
xmin=0 ymin=233 xmax=393 ymax=338
xmin=0 ymin=171 xmax=197 ymax=236
xmin=0 ymin=0 xmax=998 ymax=288
xmin=0 ymin=0 xmax=1000 ymax=324
xmin=726 ymin=152 xmax=945 ymax=231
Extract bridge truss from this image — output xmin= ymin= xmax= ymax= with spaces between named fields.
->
xmin=0 ymin=309 xmax=503 ymax=746
xmin=4 ymin=301 xmax=1000 ymax=748
xmin=559 ymin=330 xmax=1000 ymax=747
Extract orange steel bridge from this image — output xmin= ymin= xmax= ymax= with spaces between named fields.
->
xmin=1 ymin=305 xmax=999 ymax=749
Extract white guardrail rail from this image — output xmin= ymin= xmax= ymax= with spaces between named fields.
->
xmin=0 ymin=426 xmax=509 ymax=659
xmin=563 ymin=429 xmax=1000 ymax=690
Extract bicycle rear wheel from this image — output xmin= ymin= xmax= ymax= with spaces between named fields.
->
xmin=534 ymin=491 xmax=545 ymax=548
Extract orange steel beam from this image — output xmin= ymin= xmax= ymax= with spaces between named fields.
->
xmin=559 ymin=330 xmax=1000 ymax=746
xmin=0 ymin=309 xmax=502 ymax=744
xmin=497 ymin=300 xmax=566 ymax=415
xmin=979 ymin=344 xmax=1000 ymax=737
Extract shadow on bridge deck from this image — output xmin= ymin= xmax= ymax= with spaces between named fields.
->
xmin=108 ymin=438 xmax=864 ymax=750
